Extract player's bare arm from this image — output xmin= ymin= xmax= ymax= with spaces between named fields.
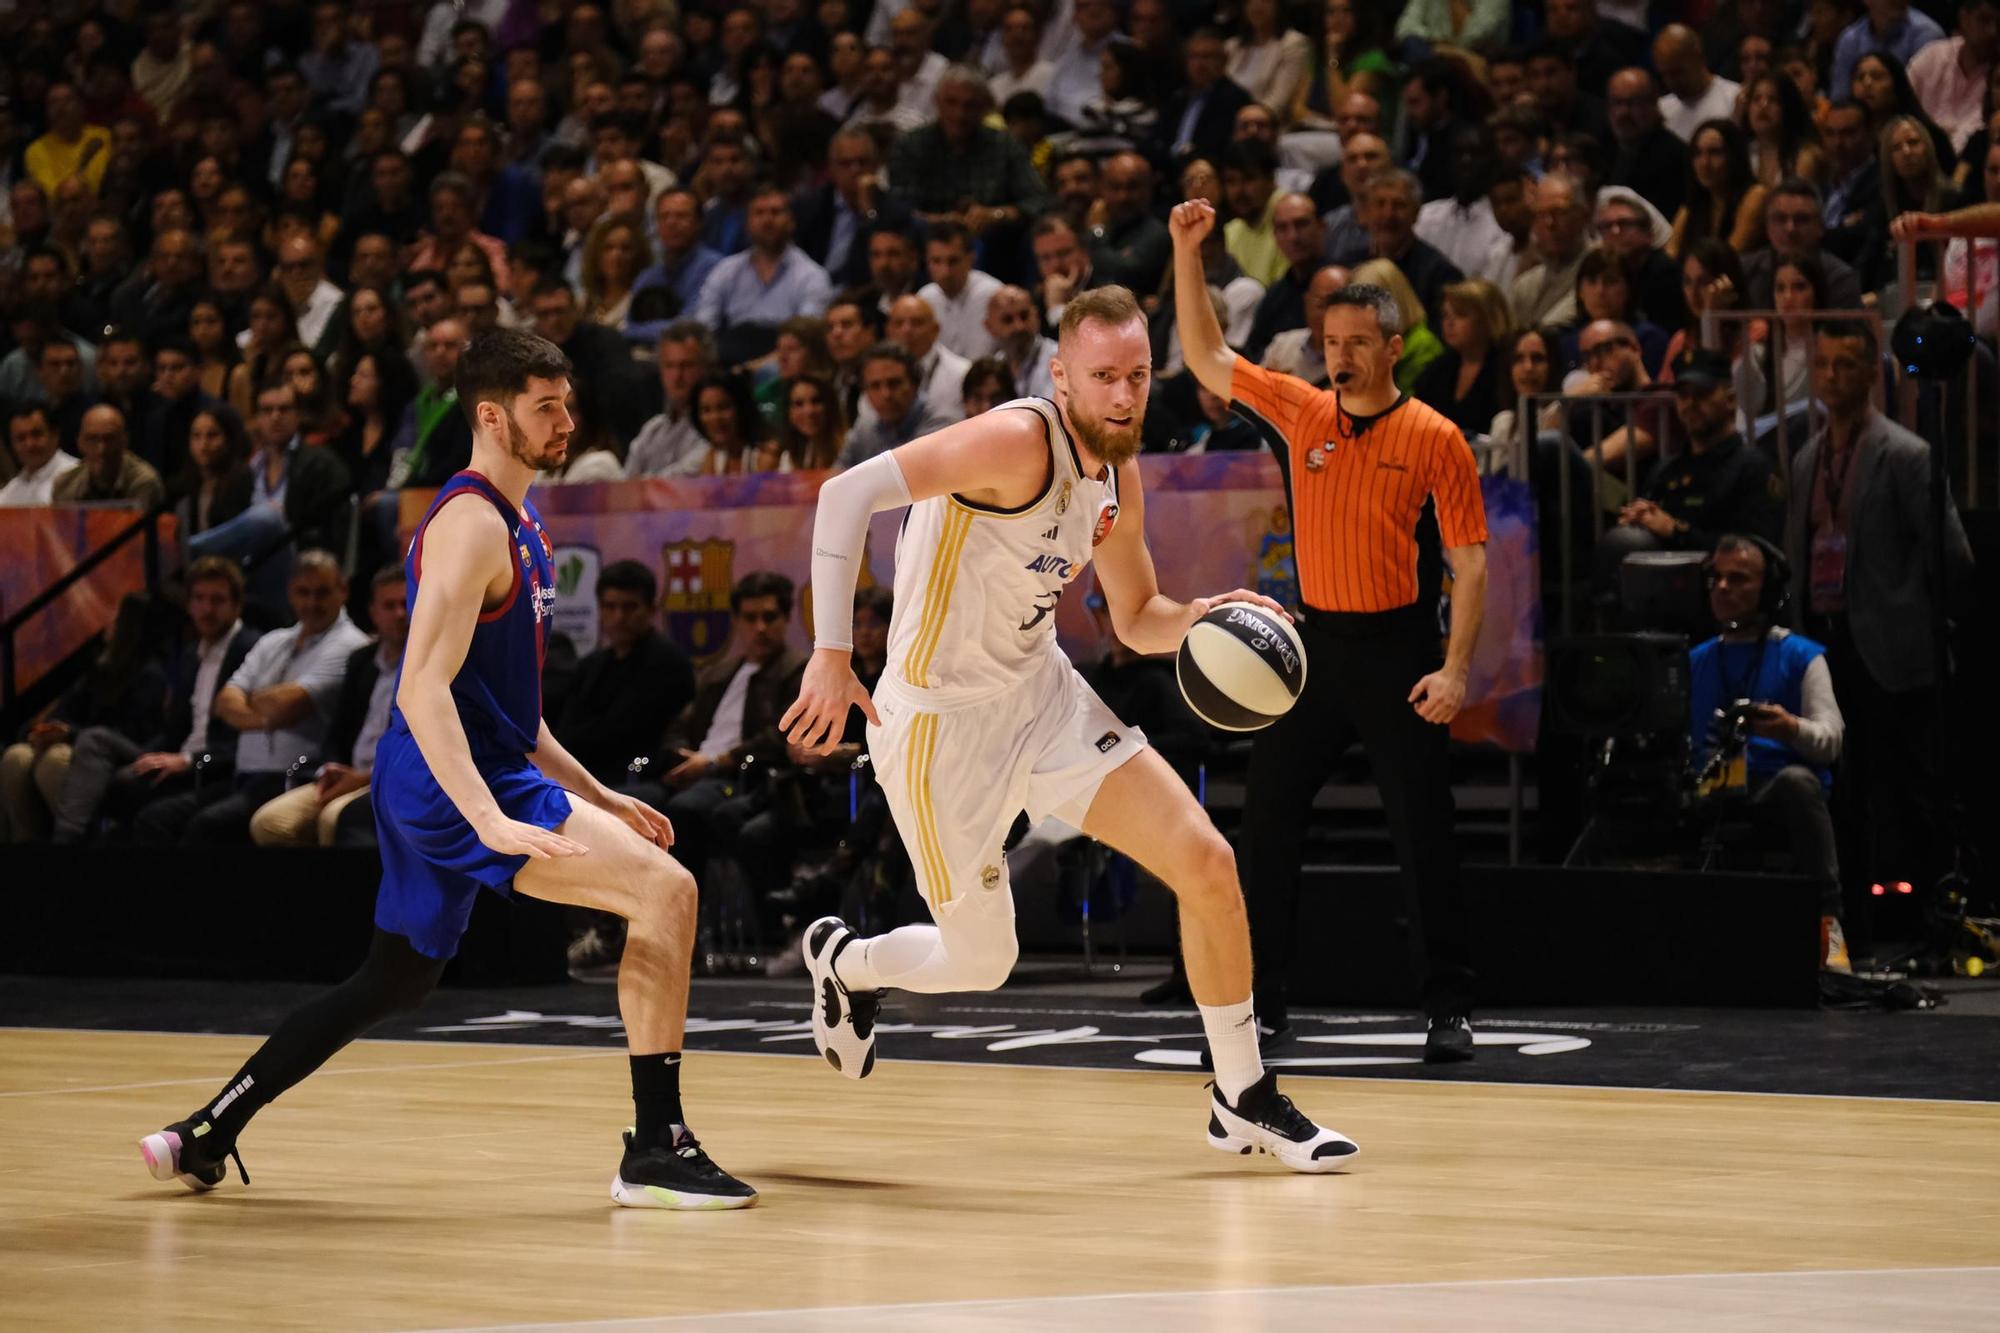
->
xmin=530 ymin=719 xmax=675 ymax=850
xmin=398 ymin=495 xmax=584 ymax=859
xmin=1094 ymin=458 xmax=1292 ymax=656
xmin=1168 ymin=199 xmax=1241 ymax=404
xmin=1410 ymin=542 xmax=1488 ymax=724
xmin=781 ymin=409 xmax=1052 ymax=753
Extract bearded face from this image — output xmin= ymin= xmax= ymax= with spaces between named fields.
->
xmin=506 ymin=398 xmax=570 ymax=471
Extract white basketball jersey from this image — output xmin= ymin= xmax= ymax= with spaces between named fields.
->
xmin=885 ymin=397 xmax=1120 ymax=708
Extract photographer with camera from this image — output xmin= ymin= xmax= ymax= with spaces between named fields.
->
xmin=1688 ymin=534 xmax=1849 ymax=970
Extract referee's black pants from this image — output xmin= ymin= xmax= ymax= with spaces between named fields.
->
xmin=1239 ymin=605 xmax=1475 ymax=1024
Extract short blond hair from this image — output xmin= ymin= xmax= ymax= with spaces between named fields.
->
xmin=1057 ymin=284 xmax=1145 ymax=345
xmin=1441 ymin=277 xmax=1514 ymax=347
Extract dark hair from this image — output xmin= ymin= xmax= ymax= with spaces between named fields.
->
xmin=454 ymin=329 xmax=572 ymax=428
xmin=776 ymin=372 xmax=845 ymax=470
xmin=597 ymin=558 xmax=658 ymax=605
xmin=861 ymin=340 xmax=918 ymax=378
xmin=183 ymin=403 xmax=252 ymax=487
xmin=962 ymin=355 xmax=1016 ymax=407
xmin=1739 ymin=72 xmax=1817 ymax=176
xmin=690 ymin=370 xmax=767 ymax=450
xmin=1769 ymin=174 xmax=1825 ymax=209
xmin=340 ymin=345 xmax=421 ymax=427
xmin=539 ymin=142 xmax=589 ymax=174
xmin=730 ymin=569 xmax=795 ymax=615
xmin=1222 ymin=138 xmax=1279 ymax=179
xmin=154 ymin=333 xmax=200 ymax=362
xmin=828 ymin=289 xmax=885 ymax=337
xmin=1681 ymin=118 xmax=1756 ymax=249
xmin=186 ymin=553 xmax=246 ymax=602
xmin=6 ymin=403 xmax=53 ymax=433
xmin=370 ymin=564 xmax=406 ymax=593
xmin=1505 ymin=325 xmax=1560 ymax=395
xmin=402 ymin=267 xmax=447 ymax=295
xmin=1575 ymin=246 xmax=1637 ymax=320
xmin=100 ymin=325 xmax=148 ymax=355
xmin=1815 ymin=315 xmax=1879 ymax=359
xmin=1326 ymin=282 xmax=1401 ymax=337
xmin=854 ymin=585 xmax=893 ymax=621
xmin=927 ymin=219 xmax=972 ymax=251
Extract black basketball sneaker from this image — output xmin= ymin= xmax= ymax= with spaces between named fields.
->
xmin=139 ymin=1118 xmax=249 ymax=1192
xmin=1207 ymin=1072 xmax=1359 ymax=1173
xmin=610 ymin=1128 xmax=758 ymax=1210
xmin=803 ymin=915 xmax=881 ymax=1079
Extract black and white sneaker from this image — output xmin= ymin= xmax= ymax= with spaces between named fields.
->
xmin=610 ymin=1128 xmax=758 ymax=1210
xmin=139 ymin=1118 xmax=248 ymax=1192
xmin=803 ymin=915 xmax=880 ymax=1079
xmin=1207 ymin=1072 xmax=1359 ymax=1173
xmin=1424 ymin=1014 xmax=1475 ymax=1064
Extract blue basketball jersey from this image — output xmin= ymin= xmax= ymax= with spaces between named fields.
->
xmin=392 ymin=470 xmax=556 ymax=759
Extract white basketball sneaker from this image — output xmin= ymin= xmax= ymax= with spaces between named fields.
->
xmin=1207 ymin=1072 xmax=1359 ymax=1172
xmin=803 ymin=916 xmax=880 ymax=1079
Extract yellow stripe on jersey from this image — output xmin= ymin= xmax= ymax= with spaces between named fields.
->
xmin=907 ymin=506 xmax=973 ymax=687
xmin=920 ymin=712 xmax=953 ymax=906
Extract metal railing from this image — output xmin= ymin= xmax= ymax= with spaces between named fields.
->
xmin=0 ymin=504 xmax=165 ymax=711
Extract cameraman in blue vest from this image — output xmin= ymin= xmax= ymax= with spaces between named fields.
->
xmin=1688 ymin=533 xmax=1850 ymax=970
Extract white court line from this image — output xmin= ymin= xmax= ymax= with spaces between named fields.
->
xmin=0 ymin=1043 xmax=617 ymax=1099
xmin=3 ymin=1024 xmax=1997 ymax=1108
xmin=395 ymin=1267 xmax=2000 ymax=1333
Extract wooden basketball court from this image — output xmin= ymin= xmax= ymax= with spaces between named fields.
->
xmin=3 ymin=1025 xmax=1997 ymax=1330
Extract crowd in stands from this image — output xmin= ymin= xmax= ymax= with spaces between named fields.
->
xmin=0 ymin=0 xmax=1984 ymax=965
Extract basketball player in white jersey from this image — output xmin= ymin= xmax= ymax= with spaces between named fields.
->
xmin=780 ymin=285 xmax=1357 ymax=1171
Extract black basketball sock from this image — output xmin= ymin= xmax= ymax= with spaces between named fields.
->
xmin=630 ymin=1053 xmax=684 ymax=1146
xmin=190 ymin=929 xmax=446 ymax=1145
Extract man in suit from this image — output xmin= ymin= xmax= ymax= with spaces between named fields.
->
xmin=1605 ymin=69 xmax=1690 ymax=224
xmin=619 ymin=571 xmax=808 ymax=890
xmin=49 ymin=557 xmax=261 ymax=842
xmin=1821 ymin=101 xmax=1886 ymax=274
xmin=1154 ymin=30 xmax=1252 ymax=172
xmin=1787 ymin=321 xmax=1974 ymax=922
xmin=794 ymin=129 xmax=912 ymax=291
xmin=555 ymin=560 xmax=698 ymax=788
xmin=246 ymin=567 xmax=409 ymax=848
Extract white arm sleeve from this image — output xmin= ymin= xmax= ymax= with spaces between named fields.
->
xmin=1790 ymin=653 xmax=1844 ymax=768
xmin=810 ymin=451 xmax=912 ymax=649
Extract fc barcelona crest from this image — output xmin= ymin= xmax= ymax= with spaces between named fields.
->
xmin=661 ymin=538 xmax=737 ymax=663
xmin=518 ymin=543 xmax=532 ymax=568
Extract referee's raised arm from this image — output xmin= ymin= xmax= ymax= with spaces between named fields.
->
xmin=1170 ymin=200 xmax=1238 ymax=403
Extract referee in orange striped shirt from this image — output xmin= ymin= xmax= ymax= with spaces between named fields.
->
xmin=1170 ymin=198 xmax=1489 ymax=1064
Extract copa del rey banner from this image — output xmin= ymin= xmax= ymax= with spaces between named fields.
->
xmin=399 ymin=454 xmax=1543 ymax=751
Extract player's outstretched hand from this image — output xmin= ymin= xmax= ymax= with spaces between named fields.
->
xmin=781 ymin=647 xmax=882 ymax=756
xmin=1186 ymin=588 xmax=1294 ymax=634
xmin=1169 ymin=199 xmax=1216 ymax=248
xmin=598 ymin=789 xmax=675 ymax=849
xmin=476 ymin=815 xmax=588 ymax=859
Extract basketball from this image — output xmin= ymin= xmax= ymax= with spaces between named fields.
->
xmin=1176 ymin=601 xmax=1308 ymax=731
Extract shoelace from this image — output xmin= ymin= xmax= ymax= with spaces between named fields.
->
xmin=670 ymin=1134 xmax=737 ymax=1184
xmin=227 ymin=1145 xmax=250 ymax=1185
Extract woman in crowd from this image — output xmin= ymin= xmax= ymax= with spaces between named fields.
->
xmin=1881 ymin=113 xmax=1950 ymax=282
xmin=1850 ymin=50 xmax=1955 ymax=167
xmin=1415 ymin=278 xmax=1513 ymax=435
xmin=281 ymin=348 xmax=341 ymax=447
xmin=1350 ymin=258 xmax=1442 ymax=392
xmin=581 ymin=212 xmax=648 ymax=329
xmin=770 ymin=373 xmax=846 ymax=472
xmin=692 ymin=371 xmax=772 ymax=476
xmin=326 ymin=285 xmax=410 ymax=385
xmin=278 ymin=154 xmax=342 ymax=252
xmin=227 ymin=287 xmax=299 ymax=422
xmin=1659 ymin=238 xmax=1752 ymax=378
xmin=1738 ymin=73 xmax=1825 ymax=189
xmin=446 ymin=241 xmax=499 ymax=303
xmin=1229 ymin=0 xmax=1313 ymax=119
xmin=1291 ymin=0 xmax=1395 ymax=128
xmin=1670 ymin=118 xmax=1768 ymax=258
xmin=188 ymin=298 xmax=238 ymax=402
xmin=1059 ymin=43 xmax=1159 ymax=157
xmin=1737 ymin=252 xmax=1826 ymax=421
xmin=1485 ymin=326 xmax=1563 ymax=471
xmin=961 ymin=358 xmax=1017 ymax=418
xmin=173 ymin=405 xmax=254 ymax=546
xmin=333 ymin=350 xmax=420 ymax=498
xmin=1559 ymin=247 xmax=1670 ymax=375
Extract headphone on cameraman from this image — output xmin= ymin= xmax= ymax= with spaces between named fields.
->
xmin=1703 ymin=533 xmax=1791 ymax=620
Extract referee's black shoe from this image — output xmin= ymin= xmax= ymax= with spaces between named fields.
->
xmin=1424 ymin=1014 xmax=1475 ymax=1063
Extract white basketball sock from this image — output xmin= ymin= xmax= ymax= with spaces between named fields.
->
xmin=1199 ymin=998 xmax=1264 ymax=1103
xmin=832 ymin=926 xmax=939 ymax=993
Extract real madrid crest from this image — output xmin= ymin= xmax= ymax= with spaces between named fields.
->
xmin=1056 ymin=480 xmax=1072 ymax=515
xmin=980 ymin=864 xmax=1002 ymax=891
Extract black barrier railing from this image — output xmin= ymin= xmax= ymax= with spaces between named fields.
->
xmin=0 ymin=504 xmax=165 ymax=712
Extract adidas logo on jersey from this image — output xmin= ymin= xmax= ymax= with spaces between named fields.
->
xmin=1040 ymin=525 xmax=1060 ymax=540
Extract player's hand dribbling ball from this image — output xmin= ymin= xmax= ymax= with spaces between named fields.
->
xmin=1177 ymin=600 xmax=1308 ymax=731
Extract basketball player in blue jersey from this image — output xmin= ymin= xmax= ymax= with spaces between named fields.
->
xmin=782 ymin=286 xmax=1358 ymax=1171
xmin=140 ymin=330 xmax=757 ymax=1210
